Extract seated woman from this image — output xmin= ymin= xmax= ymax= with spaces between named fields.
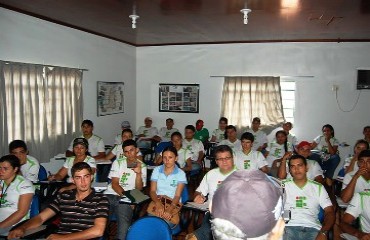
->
xmin=310 ymin=124 xmax=341 ymax=184
xmin=155 ymin=132 xmax=192 ymax=172
xmin=210 ymin=117 xmax=228 ymax=143
xmin=48 ymin=138 xmax=96 ymax=191
xmin=264 ymin=130 xmax=293 ymax=177
xmin=149 ymin=146 xmax=187 ymax=227
xmin=343 ymin=139 xmax=369 ymax=174
xmin=0 ymin=155 xmax=34 ymax=236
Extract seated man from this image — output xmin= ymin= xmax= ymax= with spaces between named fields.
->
xmin=113 ymin=120 xmax=131 ymax=145
xmin=104 ymin=139 xmax=147 ymax=240
xmin=234 ymin=132 xmax=268 ymax=173
xmin=218 ymin=125 xmax=242 ymax=152
xmin=340 ymin=192 xmax=370 ymax=239
xmin=106 ymin=129 xmax=143 ymax=161
xmin=210 ymin=170 xmax=286 ymax=240
xmin=66 ymin=119 xmax=106 ymax=159
xmin=183 ymin=125 xmax=205 ymax=171
xmin=194 ymin=119 xmax=209 ymax=143
xmin=9 ymin=139 xmax=40 ymax=183
xmin=136 ymin=117 xmax=159 ymax=149
xmin=8 ymin=162 xmax=109 ymax=240
xmin=187 ymin=145 xmax=237 ymax=240
xmin=283 ymin=155 xmax=335 ymax=240
xmin=246 ymin=117 xmax=268 ymax=152
xmin=278 ymin=141 xmax=325 ymax=184
xmin=341 ymin=149 xmax=370 ymax=203
xmin=157 ymin=118 xmax=179 ymax=143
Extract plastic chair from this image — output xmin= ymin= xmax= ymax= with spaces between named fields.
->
xmin=126 ymin=216 xmax=172 ymax=240
xmin=38 ymin=165 xmax=48 ymax=181
xmin=30 ymin=194 xmax=40 ymax=218
xmin=172 ymin=185 xmax=190 ymax=235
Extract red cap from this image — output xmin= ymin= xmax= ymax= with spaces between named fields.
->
xmin=297 ymin=141 xmax=310 ymax=149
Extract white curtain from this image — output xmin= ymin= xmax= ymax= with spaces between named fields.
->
xmin=221 ymin=76 xmax=285 ymax=132
xmin=0 ymin=61 xmax=83 ymax=162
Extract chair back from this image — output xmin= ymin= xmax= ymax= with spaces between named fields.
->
xmin=181 ymin=184 xmax=190 ymax=203
xmin=30 ymin=194 xmax=40 ymax=218
xmin=38 ymin=165 xmax=48 ymax=181
xmin=126 ymin=216 xmax=172 ymax=240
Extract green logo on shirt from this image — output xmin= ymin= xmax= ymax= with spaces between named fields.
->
xmin=170 ymin=180 xmax=177 ymax=187
xmin=273 ymin=148 xmax=282 ymax=157
xmin=244 ymin=160 xmax=251 ymax=169
xmin=295 ymin=196 xmax=307 ymax=208
xmin=120 ymin=172 xmax=131 ymax=186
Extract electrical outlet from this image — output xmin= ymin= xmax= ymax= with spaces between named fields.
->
xmin=332 ymin=84 xmax=339 ymax=91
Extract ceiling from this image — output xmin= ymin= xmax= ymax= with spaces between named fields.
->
xmin=1 ymin=0 xmax=370 ymax=46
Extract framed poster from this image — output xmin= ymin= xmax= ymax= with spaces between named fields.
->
xmin=97 ymin=81 xmax=124 ymax=116
xmin=159 ymin=84 xmax=199 ymax=113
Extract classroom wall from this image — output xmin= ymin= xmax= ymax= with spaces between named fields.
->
xmin=0 ymin=8 xmax=136 ymax=153
xmin=136 ymin=43 xmax=370 ymax=149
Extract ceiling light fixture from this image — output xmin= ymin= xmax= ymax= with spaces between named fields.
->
xmin=240 ymin=1 xmax=252 ymax=25
xmin=129 ymin=2 xmax=139 ymax=29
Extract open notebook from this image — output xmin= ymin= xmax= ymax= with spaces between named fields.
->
xmin=120 ymin=189 xmax=150 ymax=204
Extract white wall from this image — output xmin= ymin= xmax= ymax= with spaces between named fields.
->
xmin=0 ymin=8 xmax=136 ymax=149
xmin=136 ymin=43 xmax=370 ymax=149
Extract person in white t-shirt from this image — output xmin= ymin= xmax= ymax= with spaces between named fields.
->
xmin=136 ymin=117 xmax=159 ymax=149
xmin=246 ymin=117 xmax=268 ymax=152
xmin=210 ymin=117 xmax=228 ymax=143
xmin=343 ymin=139 xmax=369 ymax=174
xmin=66 ymin=119 xmax=106 ymax=159
xmin=340 ymin=192 xmax=370 ymax=239
xmin=281 ymin=122 xmax=298 ymax=146
xmin=283 ymin=155 xmax=334 ymax=240
xmin=0 ymin=155 xmax=34 ymax=236
xmin=278 ymin=141 xmax=325 ymax=184
xmin=234 ymin=132 xmax=268 ymax=173
xmin=104 ymin=139 xmax=147 ymax=240
xmin=113 ymin=120 xmax=131 ymax=145
xmin=341 ymin=149 xmax=370 ymax=203
xmin=183 ymin=125 xmax=205 ymax=171
xmin=156 ymin=118 xmax=179 ymax=143
xmin=218 ymin=125 xmax=242 ymax=152
xmin=9 ymin=140 xmax=40 ymax=183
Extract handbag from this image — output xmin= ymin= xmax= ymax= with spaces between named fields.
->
xmin=147 ymin=195 xmax=182 ymax=225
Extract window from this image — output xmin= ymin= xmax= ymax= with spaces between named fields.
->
xmin=280 ymin=78 xmax=296 ymax=123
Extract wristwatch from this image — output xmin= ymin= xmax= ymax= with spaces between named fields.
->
xmin=319 ymin=230 xmax=328 ymax=236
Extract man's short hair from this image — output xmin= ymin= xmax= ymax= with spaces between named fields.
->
xmin=9 ymin=140 xmax=28 ymax=152
xmin=81 ymin=119 xmax=94 ymax=127
xmin=252 ymin=117 xmax=261 ymax=123
xmin=166 ymin=118 xmax=174 ymax=122
xmin=71 ymin=162 xmax=93 ymax=177
xmin=363 ymin=126 xmax=370 ymax=132
xmin=122 ymin=139 xmax=137 ymax=149
xmin=185 ymin=125 xmax=196 ymax=132
xmin=219 ymin=117 xmax=228 ymax=124
xmin=211 ymin=170 xmax=284 ymax=239
xmin=122 ymin=128 xmax=133 ymax=136
xmin=214 ymin=145 xmax=233 ymax=158
xmin=225 ymin=125 xmax=236 ymax=132
xmin=358 ymin=149 xmax=370 ymax=159
xmin=240 ymin=132 xmax=254 ymax=142
xmin=288 ymin=154 xmax=307 ymax=168
xmin=171 ymin=131 xmax=182 ymax=139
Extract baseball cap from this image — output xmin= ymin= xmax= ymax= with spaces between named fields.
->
xmin=296 ymin=141 xmax=311 ymax=149
xmin=212 ymin=170 xmax=283 ymax=238
xmin=121 ymin=121 xmax=131 ymax=128
xmin=73 ymin=138 xmax=89 ymax=148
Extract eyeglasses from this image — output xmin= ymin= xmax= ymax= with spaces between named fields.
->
xmin=216 ymin=156 xmax=233 ymax=162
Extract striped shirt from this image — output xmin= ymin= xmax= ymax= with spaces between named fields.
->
xmin=48 ymin=189 xmax=109 ymax=234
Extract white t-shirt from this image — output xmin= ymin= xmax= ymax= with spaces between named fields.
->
xmin=211 ymin=129 xmax=225 ymax=142
xmin=104 ymin=158 xmax=147 ymax=196
xmin=114 ymin=133 xmax=122 ymax=145
xmin=246 ymin=129 xmax=268 ymax=151
xmin=345 ymin=192 xmax=370 ymax=233
xmin=68 ymin=135 xmax=105 ymax=157
xmin=136 ymin=126 xmax=159 ymax=138
xmin=342 ymin=170 xmax=370 ymax=193
xmin=218 ymin=139 xmax=242 ymax=152
xmin=286 ymin=160 xmax=324 ymax=180
xmin=21 ymin=155 xmax=40 ymax=183
xmin=343 ymin=156 xmax=359 ymax=172
xmin=176 ymin=148 xmax=193 ymax=168
xmin=234 ymin=150 xmax=267 ymax=170
xmin=63 ymin=156 xmax=96 ymax=182
xmin=283 ymin=179 xmax=333 ymax=230
xmin=313 ymin=135 xmax=340 ymax=153
xmin=265 ymin=141 xmax=293 ymax=167
xmin=0 ymin=175 xmax=34 ymax=224
xmin=158 ymin=127 xmax=179 ymax=142
xmin=196 ymin=167 xmax=237 ymax=202
xmin=183 ymin=139 xmax=205 ymax=162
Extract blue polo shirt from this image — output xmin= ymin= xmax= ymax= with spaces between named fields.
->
xmin=151 ymin=165 xmax=187 ymax=199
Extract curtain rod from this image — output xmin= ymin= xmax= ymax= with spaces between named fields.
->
xmin=1 ymin=60 xmax=88 ymax=71
xmin=210 ymin=75 xmax=314 ymax=78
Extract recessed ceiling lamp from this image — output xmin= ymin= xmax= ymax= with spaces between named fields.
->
xmin=240 ymin=1 xmax=252 ymax=24
xmin=129 ymin=2 xmax=139 ymax=29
